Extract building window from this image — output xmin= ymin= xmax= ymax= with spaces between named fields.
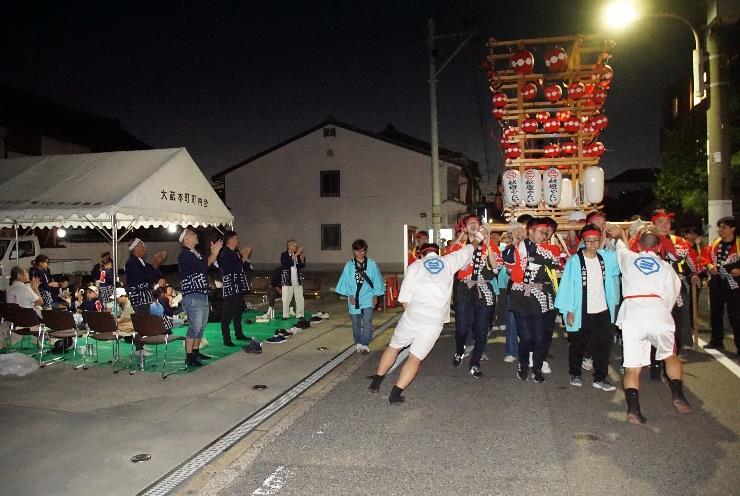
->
xmin=320 ymin=170 xmax=340 ymax=197
xmin=447 ymin=167 xmax=461 ymax=202
xmin=323 ymin=127 xmax=336 ymax=137
xmin=326 ymin=149 xmax=334 ymax=157
xmin=321 ymin=224 xmax=341 ymax=250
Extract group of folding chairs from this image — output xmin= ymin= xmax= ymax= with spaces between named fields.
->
xmin=0 ymin=302 xmax=186 ymax=378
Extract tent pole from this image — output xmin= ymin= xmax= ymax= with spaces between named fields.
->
xmin=14 ymin=223 xmax=19 ymax=268
xmin=111 ymin=214 xmax=119 ymax=316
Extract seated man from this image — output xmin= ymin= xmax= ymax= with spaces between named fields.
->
xmin=6 ymin=266 xmax=43 ymax=316
xmin=149 ymin=287 xmax=180 ymax=330
xmin=112 ymin=287 xmax=134 ymax=331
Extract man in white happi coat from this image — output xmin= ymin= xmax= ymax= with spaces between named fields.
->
xmin=608 ymin=225 xmax=692 ymax=424
xmin=368 ymin=241 xmax=476 ymax=403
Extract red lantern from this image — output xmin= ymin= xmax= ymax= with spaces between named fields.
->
xmin=543 ymin=143 xmax=561 ymax=158
xmin=581 ymin=119 xmax=595 ymax=135
xmin=568 ymin=82 xmax=585 ymax=100
xmin=504 ymin=143 xmax=522 ymax=159
xmin=593 ymin=114 xmax=609 ymax=131
xmin=503 ymin=126 xmax=520 ymax=141
xmin=563 ymin=116 xmax=580 ymax=133
xmin=592 ymin=141 xmax=605 ymax=156
xmin=492 ymin=92 xmax=508 ymax=108
xmin=542 ymin=117 xmax=560 ymax=133
xmin=544 ymin=47 xmax=568 ymax=72
xmin=510 ymin=49 xmax=535 ymax=75
xmin=555 ymin=110 xmax=571 ymax=122
xmin=544 ymin=84 xmax=562 ymax=102
xmin=521 ymin=82 xmax=538 ymax=101
xmin=521 ymin=118 xmax=539 ymax=134
xmin=492 ymin=108 xmax=505 ymax=120
xmin=561 ymin=141 xmax=577 ymax=155
xmin=593 ymin=88 xmax=607 ymax=105
xmin=592 ymin=64 xmax=614 ymax=89
xmin=535 ymin=111 xmax=550 ymax=123
xmin=584 ymin=83 xmax=596 ymax=95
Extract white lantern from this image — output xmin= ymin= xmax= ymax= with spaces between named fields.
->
xmin=543 ymin=168 xmax=562 ymax=206
xmin=584 ymin=166 xmax=605 ymax=204
xmin=503 ymin=169 xmax=523 ymax=207
xmin=558 ymin=177 xmax=574 ymax=208
xmin=523 ymin=169 xmax=542 ymax=207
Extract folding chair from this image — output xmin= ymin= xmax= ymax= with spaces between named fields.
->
xmin=0 ymin=302 xmax=19 ymax=350
xmin=7 ymin=306 xmax=62 ymax=367
xmin=42 ymin=309 xmax=85 ymax=370
xmin=130 ymin=313 xmax=186 ymax=379
xmin=84 ymin=311 xmax=134 ymax=374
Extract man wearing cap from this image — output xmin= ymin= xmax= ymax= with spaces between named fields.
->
xmin=124 ymin=238 xmax=166 ymax=314
xmin=607 ymin=224 xmax=691 ymax=424
xmin=448 ymin=214 xmax=501 ymax=378
xmin=368 ymin=241 xmax=475 ymax=402
xmin=408 ymin=231 xmax=429 ymax=266
xmin=703 ymin=216 xmax=740 ymax=355
xmin=179 ymin=229 xmax=223 ymax=367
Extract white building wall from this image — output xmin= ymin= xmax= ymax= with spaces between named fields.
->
xmin=225 ymin=126 xmax=468 ymax=271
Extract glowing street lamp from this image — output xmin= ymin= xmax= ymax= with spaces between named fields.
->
xmin=602 ymin=1 xmax=638 ymax=30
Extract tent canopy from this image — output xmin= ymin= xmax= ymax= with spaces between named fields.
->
xmin=0 ymin=148 xmax=233 ymax=229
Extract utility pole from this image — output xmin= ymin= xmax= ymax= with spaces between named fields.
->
xmin=429 ymin=18 xmax=441 ymax=243
xmin=706 ymin=13 xmax=733 ymax=239
xmin=428 ymin=18 xmax=470 ymax=243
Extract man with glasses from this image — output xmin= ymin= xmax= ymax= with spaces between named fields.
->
xmin=703 ymin=216 xmax=740 ymax=355
xmin=555 ymin=224 xmax=621 ymax=390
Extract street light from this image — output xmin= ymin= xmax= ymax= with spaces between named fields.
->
xmin=601 ymin=1 xmax=732 ymax=238
xmin=602 ymin=1 xmax=704 ymax=104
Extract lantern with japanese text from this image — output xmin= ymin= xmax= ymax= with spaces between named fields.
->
xmin=503 ymin=169 xmax=523 ymax=206
xmin=521 ymin=82 xmax=538 ymax=101
xmin=543 ymin=168 xmax=562 ymax=206
xmin=523 ymin=169 xmax=542 ymax=206
xmin=544 ymin=84 xmax=563 ymax=102
xmin=510 ymin=49 xmax=535 ymax=75
xmin=544 ymin=47 xmax=568 ymax=72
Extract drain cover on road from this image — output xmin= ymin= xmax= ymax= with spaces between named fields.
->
xmin=253 ymin=384 xmax=268 ymax=390
xmin=317 ymin=347 xmax=328 ymax=351
xmin=131 ymin=454 xmax=151 ymax=463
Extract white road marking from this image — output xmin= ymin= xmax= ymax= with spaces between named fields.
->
xmin=252 ymin=465 xmax=292 ymax=495
xmin=697 ymin=337 xmax=740 ymax=380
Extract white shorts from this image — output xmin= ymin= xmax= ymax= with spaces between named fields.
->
xmin=620 ymin=321 xmax=676 ymax=368
xmin=389 ymin=312 xmax=444 ymax=361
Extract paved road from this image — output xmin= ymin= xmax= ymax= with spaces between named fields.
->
xmin=208 ymin=326 xmax=740 ymax=496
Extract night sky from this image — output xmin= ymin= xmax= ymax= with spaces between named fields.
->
xmin=2 ymin=1 xmax=701 ymax=187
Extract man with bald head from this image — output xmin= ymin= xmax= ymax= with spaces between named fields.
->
xmin=124 ymin=238 xmax=166 ymax=315
xmin=608 ymin=225 xmax=691 ymax=425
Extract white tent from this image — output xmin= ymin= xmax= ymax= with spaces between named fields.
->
xmin=0 ymin=148 xmax=233 ymax=229
xmin=0 ymin=149 xmax=233 ymax=307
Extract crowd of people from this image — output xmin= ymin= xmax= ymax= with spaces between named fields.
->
xmin=369 ymin=210 xmax=739 ymax=425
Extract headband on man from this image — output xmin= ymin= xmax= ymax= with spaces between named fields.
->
xmin=461 ymin=214 xmax=481 ymax=225
xmin=581 ymin=229 xmax=602 ymax=239
xmin=586 ymin=212 xmax=606 ymax=223
xmin=128 ymin=238 xmax=143 ymax=251
xmin=651 ymin=212 xmax=674 ymax=224
xmin=178 ymin=229 xmax=189 ymax=243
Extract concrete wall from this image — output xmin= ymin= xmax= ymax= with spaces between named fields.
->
xmin=224 ymin=125 xmax=468 ymax=271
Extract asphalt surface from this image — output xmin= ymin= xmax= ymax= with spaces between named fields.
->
xmin=211 ymin=326 xmax=740 ymax=496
